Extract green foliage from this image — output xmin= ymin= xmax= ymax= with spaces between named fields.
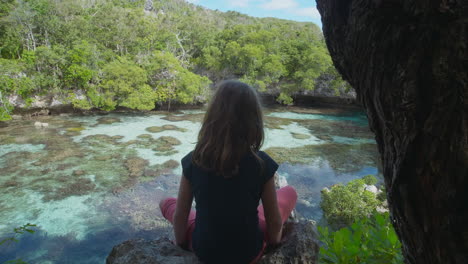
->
xmin=0 ymin=0 xmax=348 ymax=112
xmin=0 ymin=223 xmax=37 ymax=264
xmin=0 ymin=96 xmax=13 ymax=121
xmin=362 ymin=174 xmax=378 ymax=185
xmin=143 ymin=51 xmax=211 ymax=106
xmin=318 ymin=213 xmax=403 ymax=264
xmin=99 ymin=58 xmax=153 ymax=110
xmin=276 ymin=92 xmax=293 ymax=106
xmin=321 ymin=176 xmax=380 ymax=229
xmin=0 ymin=223 xmax=37 ymax=246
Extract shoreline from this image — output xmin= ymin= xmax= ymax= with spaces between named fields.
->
xmin=5 ymin=94 xmax=361 ymax=121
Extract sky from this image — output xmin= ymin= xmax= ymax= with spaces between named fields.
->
xmin=187 ymin=0 xmax=322 ymax=28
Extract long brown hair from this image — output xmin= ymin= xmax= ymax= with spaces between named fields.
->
xmin=193 ymin=80 xmax=264 ymax=177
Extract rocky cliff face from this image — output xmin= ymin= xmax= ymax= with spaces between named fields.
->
xmin=316 ymin=0 xmax=467 ymax=263
xmin=106 ymin=220 xmax=319 ymax=264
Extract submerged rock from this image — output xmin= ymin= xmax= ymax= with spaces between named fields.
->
xmin=125 ymin=157 xmax=150 ymax=178
xmin=159 ymin=136 xmax=181 ymax=146
xmin=96 ymin=117 xmax=121 ymax=125
xmin=145 ymin=125 xmax=188 ymax=133
xmin=42 ymin=177 xmax=96 ymax=201
xmin=291 ymin=132 xmax=311 ymax=140
xmin=106 ymin=220 xmax=319 ymax=264
xmin=73 ymin=170 xmax=86 ymax=176
xmin=34 ymin=121 xmax=49 ymax=128
xmin=264 ymin=143 xmax=378 ymax=173
xmin=137 ymin=134 xmax=153 ymax=139
xmin=264 ymin=116 xmax=293 ymax=129
xmin=142 ymin=159 xmax=179 ymax=179
xmin=145 ymin=126 xmax=164 ymax=133
xmin=66 ymin=127 xmax=86 ymax=133
xmin=161 ymin=113 xmax=204 ymax=123
xmin=162 ymin=124 xmax=188 ymax=132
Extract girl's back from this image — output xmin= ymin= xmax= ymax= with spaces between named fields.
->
xmin=160 ymin=80 xmax=297 ymax=264
xmin=182 ymin=151 xmax=278 ymax=263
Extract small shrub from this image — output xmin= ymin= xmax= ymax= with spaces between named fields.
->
xmin=320 ymin=176 xmax=380 ymax=229
xmin=362 ymin=174 xmax=378 ymax=185
xmin=318 ymin=212 xmax=403 ymax=264
xmin=276 ymin=92 xmax=293 ymax=105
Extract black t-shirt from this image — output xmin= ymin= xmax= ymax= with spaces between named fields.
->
xmin=181 ymin=151 xmax=279 ymax=264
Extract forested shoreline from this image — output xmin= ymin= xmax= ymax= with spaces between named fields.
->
xmin=0 ymin=0 xmax=350 ymax=121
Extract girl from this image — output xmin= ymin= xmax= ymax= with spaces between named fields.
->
xmin=159 ymin=80 xmax=297 ymax=264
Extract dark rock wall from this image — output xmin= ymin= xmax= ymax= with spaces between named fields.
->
xmin=316 ymin=0 xmax=467 ymax=263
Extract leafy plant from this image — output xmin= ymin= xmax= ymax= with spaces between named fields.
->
xmin=318 ymin=212 xmax=403 ymax=264
xmin=0 ymin=223 xmax=37 ymax=264
xmin=362 ymin=174 xmax=378 ymax=185
xmin=320 ymin=176 xmax=380 ymax=229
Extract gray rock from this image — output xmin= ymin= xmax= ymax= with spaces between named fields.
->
xmin=106 ymin=237 xmax=200 ymax=264
xmin=30 ymin=95 xmax=49 ymax=108
xmin=106 ymin=220 xmax=319 ymax=264
xmin=50 ymin=97 xmax=63 ymax=107
xmin=258 ymin=220 xmax=319 ymax=264
xmin=364 ymin=185 xmax=379 ymax=194
xmin=8 ymin=95 xmax=26 ymax=108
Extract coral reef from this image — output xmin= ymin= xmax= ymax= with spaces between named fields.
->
xmin=291 ymin=132 xmax=311 ymax=140
xmin=159 ymin=136 xmax=181 ymax=146
xmin=142 ymin=159 xmax=180 ymax=181
xmin=161 ymin=113 xmax=204 ymax=123
xmin=42 ymin=177 xmax=96 ymax=201
xmin=265 ymin=143 xmax=379 ymax=173
xmin=95 ymin=117 xmax=122 ymax=126
xmin=145 ymin=126 xmax=164 ymax=133
xmin=145 ymin=125 xmax=188 ymax=133
xmin=264 ymin=116 xmax=293 ymax=129
xmin=125 ymin=157 xmax=150 ymax=178
xmin=161 ymin=124 xmax=188 ymax=132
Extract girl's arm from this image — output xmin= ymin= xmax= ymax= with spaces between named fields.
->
xmin=261 ymin=173 xmax=283 ymax=245
xmin=173 ymin=175 xmax=193 ymax=247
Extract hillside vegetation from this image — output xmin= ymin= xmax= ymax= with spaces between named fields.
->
xmin=0 ymin=0 xmax=349 ymax=120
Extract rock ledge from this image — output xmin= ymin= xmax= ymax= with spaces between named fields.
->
xmin=106 ymin=220 xmax=319 ymax=264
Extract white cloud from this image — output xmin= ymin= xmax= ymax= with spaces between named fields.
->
xmin=291 ymin=7 xmax=321 ymax=19
xmin=227 ymin=0 xmax=252 ymax=8
xmin=261 ymin=0 xmax=298 ymax=10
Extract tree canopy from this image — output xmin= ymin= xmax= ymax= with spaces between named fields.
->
xmin=0 ymin=0 xmax=349 ymax=120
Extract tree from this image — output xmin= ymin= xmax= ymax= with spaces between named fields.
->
xmin=316 ymin=0 xmax=467 ymax=263
xmin=143 ymin=51 xmax=210 ymax=108
xmin=99 ymin=58 xmax=157 ymax=111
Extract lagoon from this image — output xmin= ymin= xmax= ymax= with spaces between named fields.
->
xmin=0 ymin=106 xmax=379 ymax=263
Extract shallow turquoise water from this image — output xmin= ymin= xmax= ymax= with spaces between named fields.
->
xmin=0 ymin=107 xmax=379 ymax=263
